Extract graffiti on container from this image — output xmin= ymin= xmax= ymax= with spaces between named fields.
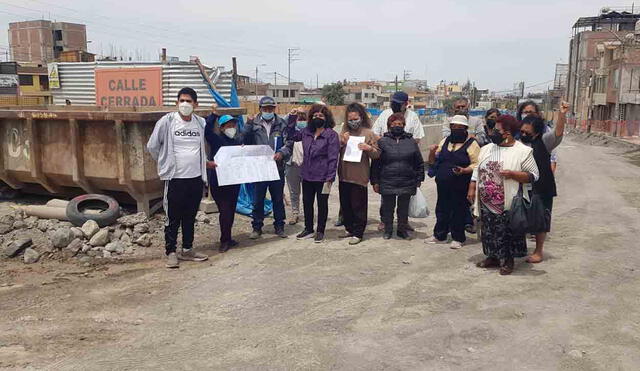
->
xmin=31 ymin=112 xmax=58 ymax=119
xmin=7 ymin=128 xmax=30 ymax=160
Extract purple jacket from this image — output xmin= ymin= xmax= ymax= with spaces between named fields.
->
xmin=287 ymin=127 xmax=340 ymax=182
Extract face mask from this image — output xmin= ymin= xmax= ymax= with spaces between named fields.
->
xmin=520 ymin=133 xmax=533 ymax=144
xmin=296 ymin=121 xmax=307 ymax=130
xmin=310 ymin=117 xmax=326 ymax=129
xmin=390 ymin=102 xmax=404 ymax=113
xmin=486 ymin=119 xmax=496 ymax=129
xmin=520 ymin=113 xmax=529 ymax=120
xmin=347 ymin=119 xmax=361 ymax=130
xmin=390 ymin=126 xmax=404 ymax=136
xmin=490 ymin=131 xmax=505 ymax=145
xmin=223 ymin=127 xmax=236 ymax=139
xmin=450 ymin=128 xmax=468 ymax=143
xmin=178 ymin=102 xmax=194 ymax=116
xmin=261 ymin=112 xmax=274 ymax=121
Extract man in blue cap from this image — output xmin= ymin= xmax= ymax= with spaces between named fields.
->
xmin=242 ymin=96 xmax=290 ymax=239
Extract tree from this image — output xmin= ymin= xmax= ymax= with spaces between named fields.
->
xmin=322 ymin=82 xmax=346 ymax=105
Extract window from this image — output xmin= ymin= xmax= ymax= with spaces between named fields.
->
xmin=283 ymin=90 xmax=289 ymax=98
xmin=273 ymin=89 xmax=279 ymax=97
xmin=19 ymin=75 xmax=33 ymax=86
xmin=364 ymin=93 xmax=369 ymax=98
xmin=54 ymin=30 xmax=63 ymax=41
xmin=290 ymin=90 xmax=296 ymax=98
xmin=355 ymin=92 xmax=362 ymax=100
xmin=39 ymin=75 xmax=48 ymax=90
xmin=612 ymin=69 xmax=619 ymax=89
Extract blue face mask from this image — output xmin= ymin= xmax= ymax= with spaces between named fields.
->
xmin=262 ymin=112 xmax=274 ymax=121
xmin=296 ymin=121 xmax=307 ymax=130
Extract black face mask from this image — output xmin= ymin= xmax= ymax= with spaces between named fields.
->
xmin=486 ymin=119 xmax=496 ymax=129
xmin=520 ymin=134 xmax=534 ymax=144
xmin=490 ymin=132 xmax=504 ymax=144
xmin=390 ymin=126 xmax=405 ymax=137
xmin=309 ymin=118 xmax=326 ymax=130
xmin=390 ymin=102 xmax=404 ymax=113
xmin=450 ymin=128 xmax=468 ymax=143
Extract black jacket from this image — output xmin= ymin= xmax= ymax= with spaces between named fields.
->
xmin=204 ymin=114 xmax=243 ymax=187
xmin=371 ymin=132 xmax=425 ymax=195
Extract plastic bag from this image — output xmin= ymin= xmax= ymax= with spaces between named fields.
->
xmin=408 ymin=189 xmax=429 ymax=218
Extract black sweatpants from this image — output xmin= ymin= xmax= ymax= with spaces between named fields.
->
xmin=339 ymin=182 xmax=368 ymax=238
xmin=433 ymin=181 xmax=468 ymax=243
xmin=210 ymin=184 xmax=240 ymax=244
xmin=164 ymin=176 xmax=203 ymax=255
xmin=381 ymin=194 xmax=411 ymax=234
xmin=302 ymin=180 xmax=329 ymax=233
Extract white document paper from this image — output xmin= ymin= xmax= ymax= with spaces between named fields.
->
xmin=214 ymin=145 xmax=280 ymax=186
xmin=343 ymin=136 xmax=366 ymax=162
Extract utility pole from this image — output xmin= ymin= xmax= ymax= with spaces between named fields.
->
xmin=395 ymin=75 xmax=399 ymax=92
xmin=316 ymin=74 xmax=319 ymax=89
xmin=287 ymin=48 xmax=300 ymax=85
xmin=255 ymin=63 xmax=266 ymax=97
xmin=274 ymin=72 xmax=277 ymax=86
xmin=403 ymin=69 xmax=411 ymax=81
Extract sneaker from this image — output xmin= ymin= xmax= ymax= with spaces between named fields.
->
xmin=426 ymin=236 xmax=447 ymax=244
xmin=275 ymin=228 xmax=288 ymax=238
xmin=249 ymin=229 xmax=262 ymax=240
xmin=166 ymin=252 xmax=179 ymax=268
xmin=228 ymin=240 xmax=239 ymax=248
xmin=339 ymin=231 xmax=354 ymax=239
xmin=348 ymin=236 xmax=362 ymax=245
xmin=449 ymin=241 xmax=463 ymax=250
xmin=178 ymin=249 xmax=209 ymax=261
xmin=288 ymin=215 xmax=299 ymax=225
xmin=314 ymin=232 xmax=325 ymax=243
xmin=383 ymin=232 xmax=392 ymax=240
xmin=334 ymin=219 xmax=344 ymax=227
xmin=296 ymin=229 xmax=314 ymax=240
xmin=397 ymin=230 xmax=411 ymax=240
xmin=377 ymin=222 xmax=385 ymax=232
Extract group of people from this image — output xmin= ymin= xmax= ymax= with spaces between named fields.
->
xmin=147 ymin=87 xmax=566 ymax=275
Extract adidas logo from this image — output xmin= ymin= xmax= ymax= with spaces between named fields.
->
xmin=174 ymin=130 xmax=200 ymax=137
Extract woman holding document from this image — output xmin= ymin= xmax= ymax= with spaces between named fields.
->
xmin=204 ymin=114 xmax=242 ymax=253
xmin=338 ymin=103 xmax=379 ymax=245
xmin=287 ymin=104 xmax=340 ymax=243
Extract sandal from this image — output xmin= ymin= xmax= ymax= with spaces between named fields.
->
xmin=476 ymin=258 xmax=500 ymax=269
xmin=499 ymin=258 xmax=515 ymax=275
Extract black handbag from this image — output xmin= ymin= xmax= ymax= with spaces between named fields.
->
xmin=508 ymin=185 xmax=549 ymax=236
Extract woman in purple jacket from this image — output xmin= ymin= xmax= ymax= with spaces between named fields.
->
xmin=287 ymin=104 xmax=340 ymax=243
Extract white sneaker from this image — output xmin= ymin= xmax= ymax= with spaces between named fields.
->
xmin=426 ymin=236 xmax=447 ymax=244
xmin=449 ymin=241 xmax=463 ymax=250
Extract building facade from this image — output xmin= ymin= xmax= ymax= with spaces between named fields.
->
xmin=9 ymin=20 xmax=87 ymax=64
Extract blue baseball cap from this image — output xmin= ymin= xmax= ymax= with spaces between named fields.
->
xmin=391 ymin=91 xmax=409 ymax=103
xmin=218 ymin=115 xmax=236 ymax=126
xmin=259 ymin=96 xmax=277 ymax=107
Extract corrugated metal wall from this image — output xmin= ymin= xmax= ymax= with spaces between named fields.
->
xmin=52 ymin=61 xmax=231 ymax=106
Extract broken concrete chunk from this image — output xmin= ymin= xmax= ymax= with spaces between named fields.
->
xmin=81 ymin=220 xmax=100 ymax=239
xmin=51 ymin=228 xmax=75 ymax=248
xmin=116 ymin=212 xmax=148 ymax=227
xmin=2 ymin=238 xmax=32 ymax=258
xmin=23 ymin=248 xmax=40 ymax=264
xmin=89 ymin=229 xmax=110 ymax=247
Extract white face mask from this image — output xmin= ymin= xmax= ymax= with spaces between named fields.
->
xmin=223 ymin=127 xmax=236 ymax=139
xmin=178 ymin=102 xmax=194 ymax=116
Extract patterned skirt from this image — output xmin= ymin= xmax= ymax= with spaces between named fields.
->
xmin=480 ymin=205 xmax=527 ymax=259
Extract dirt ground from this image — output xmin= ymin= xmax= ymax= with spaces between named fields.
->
xmin=1 ymin=136 xmax=639 ymax=370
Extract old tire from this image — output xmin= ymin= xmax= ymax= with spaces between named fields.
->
xmin=66 ymin=194 xmax=120 ymax=227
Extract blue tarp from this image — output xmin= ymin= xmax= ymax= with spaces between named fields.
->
xmin=206 ymin=80 xmax=272 ymax=217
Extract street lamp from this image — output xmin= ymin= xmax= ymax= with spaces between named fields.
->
xmin=255 ymin=64 xmax=266 ymax=99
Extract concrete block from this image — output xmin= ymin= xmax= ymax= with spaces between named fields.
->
xmin=199 ymin=199 xmax=219 ymax=214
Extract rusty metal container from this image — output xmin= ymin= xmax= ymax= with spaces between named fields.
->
xmin=0 ymin=106 xmax=245 ymax=214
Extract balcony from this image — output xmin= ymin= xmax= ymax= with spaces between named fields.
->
xmin=620 ymin=92 xmax=640 ymax=104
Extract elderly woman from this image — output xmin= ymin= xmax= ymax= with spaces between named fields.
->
xmin=476 ymin=108 xmax=500 ymax=146
xmin=284 ymin=108 xmax=308 ymax=225
xmin=427 ymin=115 xmax=480 ymax=249
xmin=288 ymin=104 xmax=340 ymax=243
xmin=467 ymin=115 xmax=539 ymax=275
xmin=338 ymin=102 xmax=379 ymax=245
xmin=371 ymin=113 xmax=425 ymax=240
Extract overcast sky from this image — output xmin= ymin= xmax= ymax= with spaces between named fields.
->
xmin=0 ymin=0 xmax=624 ymax=92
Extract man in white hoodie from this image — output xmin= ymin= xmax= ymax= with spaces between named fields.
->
xmin=147 ymin=87 xmax=212 ymax=268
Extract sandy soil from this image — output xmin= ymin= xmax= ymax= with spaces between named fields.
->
xmin=0 ymin=136 xmax=639 ymax=370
